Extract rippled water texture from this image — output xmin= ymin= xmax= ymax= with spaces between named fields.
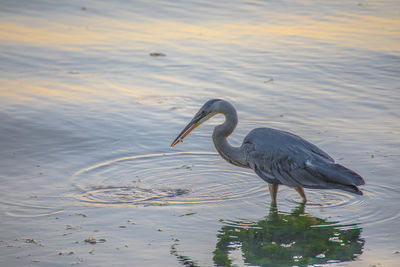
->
xmin=1 ymin=0 xmax=400 ymax=266
xmin=73 ymin=152 xmax=267 ymax=206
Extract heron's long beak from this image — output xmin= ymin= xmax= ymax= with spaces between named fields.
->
xmin=170 ymin=116 xmax=202 ymax=147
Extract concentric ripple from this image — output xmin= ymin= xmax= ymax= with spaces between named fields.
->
xmin=0 ymin=199 xmax=63 ymax=218
xmin=285 ymin=190 xmax=355 ymax=208
xmin=72 ymin=152 xmax=267 ymax=207
xmin=72 ymin=152 xmax=400 ymax=228
xmin=275 ymin=181 xmax=400 ymax=227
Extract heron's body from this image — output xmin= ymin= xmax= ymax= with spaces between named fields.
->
xmin=171 ymin=99 xmax=365 ymax=204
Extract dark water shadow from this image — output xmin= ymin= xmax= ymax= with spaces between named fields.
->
xmin=170 ymin=243 xmax=199 ymax=267
xmin=212 ymin=203 xmax=364 ymax=267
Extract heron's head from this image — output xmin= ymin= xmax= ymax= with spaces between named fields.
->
xmin=170 ymin=99 xmax=222 ymax=147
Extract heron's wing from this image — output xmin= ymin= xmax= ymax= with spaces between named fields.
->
xmin=244 ymin=141 xmax=324 ymax=188
xmin=242 ymin=128 xmax=364 ymax=193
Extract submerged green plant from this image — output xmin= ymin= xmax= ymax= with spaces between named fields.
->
xmin=84 ymin=237 xmax=106 ymax=244
xmin=84 ymin=237 xmax=97 ymax=244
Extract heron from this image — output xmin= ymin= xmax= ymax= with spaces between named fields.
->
xmin=171 ymin=99 xmax=365 ymax=204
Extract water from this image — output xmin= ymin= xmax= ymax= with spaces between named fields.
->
xmin=1 ymin=0 xmax=399 ymax=266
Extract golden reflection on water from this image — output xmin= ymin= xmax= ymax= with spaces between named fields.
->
xmin=1 ymin=8 xmax=399 ymax=106
xmin=0 ymin=77 xmax=150 ymax=105
xmin=0 ymin=78 xmax=97 ymax=105
xmin=0 ymin=13 xmax=399 ymax=52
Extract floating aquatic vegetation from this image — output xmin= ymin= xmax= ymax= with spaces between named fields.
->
xmin=84 ymin=237 xmax=106 ymax=244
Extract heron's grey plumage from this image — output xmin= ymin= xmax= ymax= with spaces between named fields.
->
xmin=171 ymin=99 xmax=365 ymax=203
xmin=242 ymin=128 xmax=364 ymax=195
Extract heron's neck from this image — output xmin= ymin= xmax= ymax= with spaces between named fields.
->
xmin=212 ymin=102 xmax=248 ymax=168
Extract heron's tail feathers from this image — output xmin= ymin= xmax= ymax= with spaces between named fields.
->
xmin=319 ymin=163 xmax=365 ymax=185
xmin=311 ymin=162 xmax=365 ymax=195
xmin=327 ymin=182 xmax=363 ymax=195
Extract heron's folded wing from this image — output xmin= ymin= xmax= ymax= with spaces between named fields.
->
xmin=245 ymin=143 xmax=328 ymax=187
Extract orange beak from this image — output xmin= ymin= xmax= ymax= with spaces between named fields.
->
xmin=170 ymin=118 xmax=202 ymax=147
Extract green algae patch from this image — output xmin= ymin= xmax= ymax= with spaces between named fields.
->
xmin=84 ymin=237 xmax=106 ymax=244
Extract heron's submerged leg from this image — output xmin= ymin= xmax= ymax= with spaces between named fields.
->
xmin=294 ymin=187 xmax=307 ymax=203
xmin=268 ymin=184 xmax=279 ymax=204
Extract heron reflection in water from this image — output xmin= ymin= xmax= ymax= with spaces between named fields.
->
xmin=171 ymin=99 xmax=365 ymax=204
xmin=213 ymin=203 xmax=364 ymax=266
xmin=170 ymin=204 xmax=364 ymax=267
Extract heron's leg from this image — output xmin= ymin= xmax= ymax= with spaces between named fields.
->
xmin=268 ymin=184 xmax=279 ymax=205
xmin=294 ymin=187 xmax=307 ymax=203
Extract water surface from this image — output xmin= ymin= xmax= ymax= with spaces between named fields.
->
xmin=1 ymin=1 xmax=400 ymax=266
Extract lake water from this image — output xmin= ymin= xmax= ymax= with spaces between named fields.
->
xmin=1 ymin=1 xmax=399 ymax=266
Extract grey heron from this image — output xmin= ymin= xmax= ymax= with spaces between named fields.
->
xmin=171 ymin=99 xmax=365 ymax=204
